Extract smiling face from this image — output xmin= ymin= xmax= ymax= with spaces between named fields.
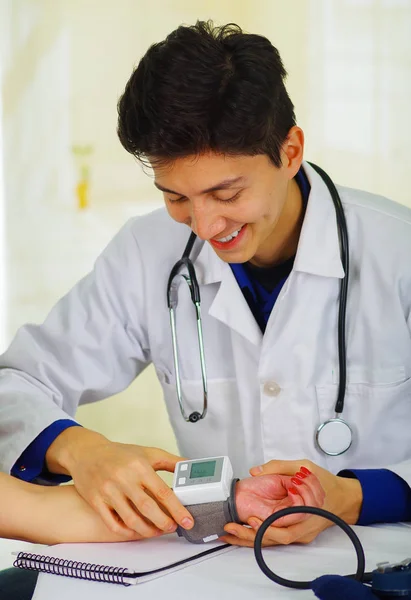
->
xmin=152 ymin=127 xmax=305 ymax=267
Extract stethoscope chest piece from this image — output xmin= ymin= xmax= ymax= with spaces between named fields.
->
xmin=316 ymin=417 xmax=353 ymax=456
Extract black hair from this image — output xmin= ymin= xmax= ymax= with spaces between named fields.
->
xmin=117 ymin=20 xmax=296 ymax=168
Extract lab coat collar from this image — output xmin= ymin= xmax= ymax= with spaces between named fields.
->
xmin=194 ymin=241 xmax=263 ymax=346
xmin=190 ymin=236 xmax=223 ymax=286
xmin=293 ymin=161 xmax=345 ymax=278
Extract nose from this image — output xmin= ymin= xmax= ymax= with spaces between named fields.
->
xmin=190 ymin=203 xmax=226 ymax=240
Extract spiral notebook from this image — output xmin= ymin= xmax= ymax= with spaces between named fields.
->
xmin=13 ymin=535 xmax=234 ymax=586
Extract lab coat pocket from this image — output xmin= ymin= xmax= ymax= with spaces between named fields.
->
xmin=315 ymin=370 xmax=411 ymax=472
xmin=159 ymin=377 xmax=248 ymax=478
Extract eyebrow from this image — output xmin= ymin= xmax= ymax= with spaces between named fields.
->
xmin=154 ymin=176 xmax=246 ymax=196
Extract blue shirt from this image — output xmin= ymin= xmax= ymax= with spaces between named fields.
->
xmin=12 ymin=419 xmax=79 ymax=483
xmin=340 ymin=468 xmax=411 ymax=525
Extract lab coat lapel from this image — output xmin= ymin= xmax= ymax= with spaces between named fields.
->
xmin=294 ymin=162 xmax=345 ymax=278
xmin=194 ymin=241 xmax=263 ymax=347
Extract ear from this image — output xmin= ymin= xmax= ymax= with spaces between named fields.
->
xmin=281 ymin=126 xmax=304 ymax=179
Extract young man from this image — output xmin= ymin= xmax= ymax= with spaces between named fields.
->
xmin=0 ymin=21 xmax=410 ymax=550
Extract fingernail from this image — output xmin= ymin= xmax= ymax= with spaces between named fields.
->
xmin=249 ymin=519 xmax=259 ymax=529
xmin=225 ymin=528 xmax=236 ymax=536
xmin=300 ymin=466 xmax=311 ymax=475
xmin=250 ymin=466 xmax=263 ymax=475
xmin=167 ymin=523 xmax=177 ymax=532
xmin=182 ymin=517 xmax=193 ymax=529
xmin=295 ymin=472 xmax=307 ymax=479
xmin=291 ymin=477 xmax=303 ymax=486
xmin=288 ymin=486 xmax=299 ymax=495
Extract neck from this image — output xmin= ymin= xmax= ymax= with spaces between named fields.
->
xmin=250 ymin=177 xmax=305 ymax=268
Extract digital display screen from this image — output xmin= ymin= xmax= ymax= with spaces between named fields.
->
xmin=190 ymin=460 xmax=216 ymax=479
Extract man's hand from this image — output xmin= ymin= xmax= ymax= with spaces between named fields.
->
xmin=45 ymin=427 xmax=194 ymax=538
xmin=221 ymin=459 xmax=361 ymax=548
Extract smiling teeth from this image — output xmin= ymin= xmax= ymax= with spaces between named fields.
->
xmin=216 ymin=226 xmax=243 ymax=243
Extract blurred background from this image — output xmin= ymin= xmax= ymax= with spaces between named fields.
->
xmin=0 ymin=1 xmax=410 ymax=564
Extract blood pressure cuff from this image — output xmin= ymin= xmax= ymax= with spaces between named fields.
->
xmin=176 ymin=479 xmax=241 ymax=544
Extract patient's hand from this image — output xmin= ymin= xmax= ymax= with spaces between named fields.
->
xmin=235 ymin=469 xmax=325 ymax=528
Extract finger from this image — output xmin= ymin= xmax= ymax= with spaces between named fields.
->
xmin=220 ymin=535 xmax=255 ymax=548
xmin=145 ymin=476 xmax=194 ymax=530
xmin=250 ymin=459 xmax=311 ymax=477
xmin=222 ymin=524 xmax=256 ymax=547
xmin=250 ymin=473 xmax=291 ymax=499
xmin=225 ymin=521 xmax=282 ymax=547
xmin=309 ymin=473 xmax=326 ymax=506
xmin=92 ymin=497 xmax=139 ymax=538
xmin=246 ymin=493 xmax=308 ymax=529
xmin=224 ymin=523 xmax=251 ymax=538
xmin=288 ymin=476 xmax=318 ymax=508
xmin=144 ymin=447 xmax=186 ymax=473
xmin=251 ymin=517 xmax=304 ymax=545
xmin=262 ymin=515 xmax=330 ymax=546
xmin=224 ymin=522 xmax=281 ymax=548
xmin=220 ymin=535 xmax=279 ymax=548
xmin=239 ymin=515 xmax=322 ymax=547
xmin=102 ymin=488 xmax=164 ymax=537
xmin=123 ymin=484 xmax=179 ymax=533
xmin=294 ymin=471 xmax=325 ymax=507
xmin=117 ymin=460 xmax=194 ymax=531
xmin=266 ymin=490 xmax=312 ymax=527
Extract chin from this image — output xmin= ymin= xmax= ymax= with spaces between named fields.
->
xmin=217 ymin=250 xmax=253 ymax=264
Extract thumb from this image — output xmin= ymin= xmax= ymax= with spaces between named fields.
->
xmin=146 ymin=448 xmax=187 ymax=472
xmin=250 ymin=459 xmax=305 ymax=477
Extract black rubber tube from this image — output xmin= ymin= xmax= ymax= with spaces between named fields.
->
xmin=254 ymin=506 xmax=365 ymax=590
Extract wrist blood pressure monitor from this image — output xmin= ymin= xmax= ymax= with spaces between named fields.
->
xmin=172 ymin=456 xmax=241 ymax=543
xmin=173 ymin=456 xmax=233 ymax=505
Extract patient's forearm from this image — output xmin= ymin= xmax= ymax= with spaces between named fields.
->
xmin=0 ymin=472 xmax=141 ymax=544
xmin=0 ymin=472 xmax=46 ymax=542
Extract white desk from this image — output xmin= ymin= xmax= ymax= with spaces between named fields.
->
xmin=33 ymin=524 xmax=411 ymax=599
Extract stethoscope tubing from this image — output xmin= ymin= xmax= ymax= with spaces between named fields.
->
xmin=253 ymin=505 xmax=368 ymax=590
xmin=307 ymin=162 xmax=349 ymax=416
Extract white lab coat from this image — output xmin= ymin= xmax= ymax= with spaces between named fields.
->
xmin=1 ymin=162 xmax=411 ymax=481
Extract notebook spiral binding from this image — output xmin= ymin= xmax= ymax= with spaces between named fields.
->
xmin=13 ymin=552 xmax=130 ymax=586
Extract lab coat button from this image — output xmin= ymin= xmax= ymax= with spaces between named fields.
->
xmin=263 ymin=381 xmax=281 ymax=397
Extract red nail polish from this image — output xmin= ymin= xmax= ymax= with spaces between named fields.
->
xmin=300 ymin=466 xmax=311 ymax=476
xmin=295 ymin=472 xmax=307 ymax=479
xmin=289 ymin=486 xmax=299 ymax=495
xmin=291 ymin=477 xmax=303 ymax=486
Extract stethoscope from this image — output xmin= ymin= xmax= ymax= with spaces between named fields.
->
xmin=167 ymin=162 xmax=352 ymax=457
